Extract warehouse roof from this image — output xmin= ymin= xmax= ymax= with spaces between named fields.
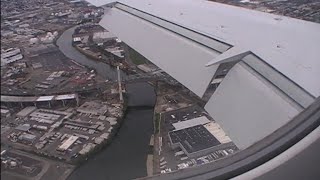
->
xmin=1 ymin=94 xmax=77 ymax=103
xmin=16 ymin=106 xmax=37 ymax=117
xmin=1 ymin=96 xmax=38 ymax=102
xmin=169 ymin=125 xmax=221 ymax=153
xmin=15 ymin=124 xmax=31 ymax=131
xmin=36 ymin=95 xmax=54 ymax=101
xmin=1 ymin=48 xmax=21 ymax=59
xmin=93 ymin=31 xmax=117 ymax=40
xmin=172 ymin=116 xmax=210 ymax=131
xmin=59 ymin=135 xmax=79 ymax=151
xmin=54 ymin=94 xmax=77 ymax=100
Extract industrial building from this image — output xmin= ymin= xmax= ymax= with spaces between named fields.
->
xmin=77 ymin=101 xmax=108 ymax=115
xmin=58 ymin=135 xmax=79 ymax=151
xmin=16 ymin=106 xmax=37 ymax=117
xmin=79 ymin=143 xmax=96 ymax=155
xmin=1 ymin=48 xmax=23 ymax=66
xmin=89 ymin=0 xmax=320 ymax=151
xmin=171 ymin=116 xmax=210 ymax=131
xmin=1 ymin=94 xmax=79 ymax=108
xmin=92 ymin=30 xmax=117 ymax=44
xmin=169 ymin=125 xmax=219 ymax=157
xmin=18 ymin=133 xmax=36 ymax=143
xmin=1 ymin=109 xmax=11 ymax=118
xmin=15 ymin=124 xmax=32 ymax=132
xmin=168 ymin=116 xmax=235 ymax=158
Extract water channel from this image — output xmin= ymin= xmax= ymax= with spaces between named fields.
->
xmin=56 ymin=26 xmax=126 ymax=80
xmin=56 ymin=26 xmax=156 ymax=180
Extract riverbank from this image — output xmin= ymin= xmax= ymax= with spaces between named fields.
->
xmin=71 ymin=96 xmax=129 ymax=166
xmin=71 ymin=25 xmax=135 ymax=75
xmin=56 ymin=26 xmax=156 ymax=180
xmin=57 ymin=26 xmax=125 ymax=80
xmin=67 ymin=82 xmax=156 ymax=180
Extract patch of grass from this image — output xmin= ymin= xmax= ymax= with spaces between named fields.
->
xmin=154 ymin=113 xmax=160 ymax=134
xmin=128 ymin=47 xmax=147 ymax=65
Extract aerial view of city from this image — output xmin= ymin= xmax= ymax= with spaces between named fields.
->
xmin=1 ymin=0 xmax=319 ymax=180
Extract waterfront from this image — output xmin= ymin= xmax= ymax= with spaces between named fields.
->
xmin=57 ymin=27 xmax=156 ymax=180
xmin=56 ymin=26 xmax=127 ymax=80
xmin=68 ymin=83 xmax=156 ymax=180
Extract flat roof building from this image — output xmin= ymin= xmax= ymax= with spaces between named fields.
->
xmin=204 ymin=122 xmax=231 ymax=144
xmin=58 ymin=135 xmax=79 ymax=151
xmin=168 ymin=116 xmax=235 ymax=158
xmin=1 ymin=94 xmax=78 ymax=107
xmin=18 ymin=133 xmax=36 ymax=143
xmin=16 ymin=106 xmax=37 ymax=117
xmin=172 ymin=116 xmax=210 ymax=131
xmin=1 ymin=48 xmax=23 ymax=66
xmin=169 ymin=124 xmax=236 ymax=158
xmin=15 ymin=124 xmax=31 ymax=132
xmin=79 ymin=143 xmax=96 ymax=155
xmin=1 ymin=109 xmax=11 ymax=118
xmin=93 ymin=31 xmax=117 ymax=44
xmin=169 ymin=125 xmax=220 ymax=153
xmin=77 ymin=101 xmax=108 ymax=115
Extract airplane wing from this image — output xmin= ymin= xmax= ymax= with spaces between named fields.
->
xmin=85 ymin=0 xmax=320 ymax=150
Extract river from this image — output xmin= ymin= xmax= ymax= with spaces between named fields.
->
xmin=56 ymin=26 xmax=156 ymax=180
xmin=56 ymin=26 xmax=126 ymax=80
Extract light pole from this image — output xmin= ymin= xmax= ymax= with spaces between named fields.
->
xmin=117 ymin=66 xmax=123 ymax=102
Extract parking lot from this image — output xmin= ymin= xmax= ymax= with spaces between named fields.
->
xmin=157 ymin=105 xmax=238 ymax=172
xmin=2 ymin=151 xmax=43 ymax=177
xmin=158 ymin=105 xmax=206 ymax=172
xmin=1 ymin=149 xmax=75 ymax=180
xmin=159 ymin=134 xmax=238 ymax=172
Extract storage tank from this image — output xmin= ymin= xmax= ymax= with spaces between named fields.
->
xmin=41 ymin=37 xmax=53 ymax=44
xmin=10 ymin=161 xmax=17 ymax=167
xmin=47 ymin=32 xmax=53 ymax=37
xmin=29 ymin=38 xmax=39 ymax=44
xmin=53 ymin=31 xmax=58 ymax=37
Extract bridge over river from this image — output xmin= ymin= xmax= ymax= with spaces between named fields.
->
xmin=123 ymin=71 xmax=178 ymax=85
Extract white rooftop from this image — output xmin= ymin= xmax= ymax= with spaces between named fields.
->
xmin=54 ymin=94 xmax=77 ymax=100
xmin=1 ymin=94 xmax=77 ymax=102
xmin=36 ymin=95 xmax=55 ymax=101
xmin=93 ymin=31 xmax=117 ymax=40
xmin=16 ymin=106 xmax=37 ymax=117
xmin=172 ymin=116 xmax=210 ymax=131
xmin=1 ymin=109 xmax=9 ymax=114
xmin=59 ymin=135 xmax=79 ymax=150
xmin=1 ymin=48 xmax=21 ymax=59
